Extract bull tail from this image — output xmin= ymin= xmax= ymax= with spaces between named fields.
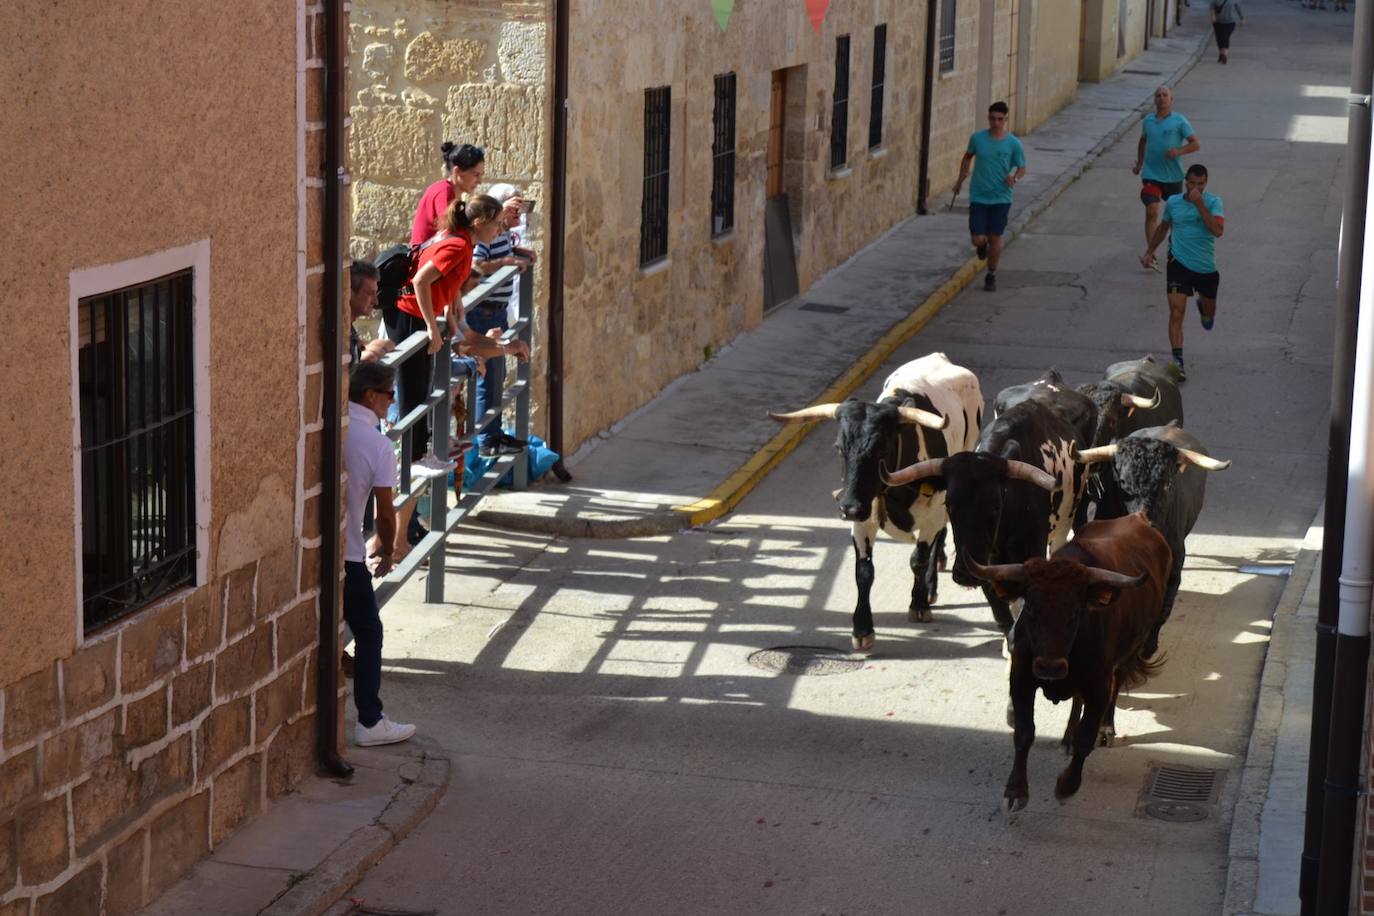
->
xmin=1117 ymin=649 xmax=1166 ymax=692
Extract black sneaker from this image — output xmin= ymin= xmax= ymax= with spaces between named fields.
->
xmin=1171 ymin=358 xmax=1187 ymax=382
xmin=480 ymin=440 xmax=524 ymax=458
xmin=497 ymin=432 xmax=528 ymax=449
xmin=983 ymin=272 xmax=996 ymax=292
xmin=976 ymin=243 xmax=989 ymax=260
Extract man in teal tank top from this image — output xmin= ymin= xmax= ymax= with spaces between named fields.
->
xmin=1133 ymin=86 xmax=1200 ymax=271
xmin=952 ymin=101 xmax=1027 ymax=292
xmin=1140 ymin=164 xmax=1225 ymax=382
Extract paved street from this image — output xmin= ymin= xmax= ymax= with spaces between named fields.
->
xmin=342 ymin=3 xmax=1345 ymax=913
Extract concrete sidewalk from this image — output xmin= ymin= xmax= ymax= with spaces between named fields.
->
xmin=141 ymin=744 xmax=448 ymax=916
xmin=474 ymin=21 xmax=1212 ymax=539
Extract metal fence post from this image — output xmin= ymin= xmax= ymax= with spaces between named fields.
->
xmin=513 ymin=268 xmax=533 ymax=490
xmin=425 ymin=320 xmax=451 ymax=603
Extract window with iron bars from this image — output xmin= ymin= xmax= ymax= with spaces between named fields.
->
xmin=831 ymin=35 xmax=850 ymax=170
xmin=711 ymin=72 xmax=737 ymax=237
xmin=78 ymin=270 xmax=196 ymax=632
xmin=870 ymin=24 xmax=887 ymax=149
xmin=641 ymin=86 xmax=671 ymax=265
xmin=939 ymin=0 xmax=957 ymax=73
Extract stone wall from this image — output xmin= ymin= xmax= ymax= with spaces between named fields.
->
xmin=560 ymin=1 xmax=924 ymax=450
xmin=347 ymin=0 xmax=551 ymax=432
xmin=0 ymin=1 xmax=335 ymax=911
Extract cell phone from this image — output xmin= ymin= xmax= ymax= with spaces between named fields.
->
xmin=524 ymin=199 xmax=536 ymax=213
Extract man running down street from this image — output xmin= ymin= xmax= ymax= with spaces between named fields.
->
xmin=953 ymin=101 xmax=1027 ymax=293
xmin=1134 ymin=85 xmax=1200 ymax=271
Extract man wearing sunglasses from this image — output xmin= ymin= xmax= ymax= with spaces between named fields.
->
xmin=343 ymin=361 xmax=416 ymax=746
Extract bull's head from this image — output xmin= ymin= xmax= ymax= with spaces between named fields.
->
xmin=769 ymin=399 xmax=946 ymax=523
xmin=967 ymin=556 xmax=1146 ymax=680
xmin=883 ymin=452 xmax=1059 ymax=586
xmin=1074 ymin=438 xmax=1230 ymax=525
xmin=1075 ymin=381 xmax=1161 ymax=448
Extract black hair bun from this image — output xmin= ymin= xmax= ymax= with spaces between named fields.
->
xmin=441 ymin=140 xmax=457 ymax=154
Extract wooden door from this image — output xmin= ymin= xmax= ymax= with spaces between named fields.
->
xmin=767 ymin=70 xmax=786 ymax=199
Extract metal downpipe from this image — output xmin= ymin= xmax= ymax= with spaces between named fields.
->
xmin=1301 ymin=3 xmax=1372 ymax=908
xmin=546 ymin=0 xmax=570 ymax=454
xmin=315 ymin=0 xmax=354 ymax=779
xmin=916 ymin=0 xmax=938 ymax=214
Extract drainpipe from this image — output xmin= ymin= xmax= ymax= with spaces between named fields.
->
xmin=1302 ymin=6 xmax=1372 ymax=910
xmin=916 ymin=0 xmax=938 ymax=213
xmin=546 ymin=0 xmax=570 ymax=454
xmin=316 ymin=0 xmax=354 ymax=779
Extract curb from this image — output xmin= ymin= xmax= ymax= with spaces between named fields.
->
xmin=481 ymin=28 xmax=1213 ymax=540
xmin=260 ymin=752 xmax=450 ymax=916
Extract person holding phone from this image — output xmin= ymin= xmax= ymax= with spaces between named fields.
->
xmin=1140 ymin=164 xmax=1225 ymax=383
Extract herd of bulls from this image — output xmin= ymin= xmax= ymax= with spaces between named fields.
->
xmin=769 ymin=352 xmax=1231 ymax=811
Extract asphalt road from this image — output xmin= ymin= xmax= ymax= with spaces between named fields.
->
xmin=343 ymin=3 xmax=1345 ymax=913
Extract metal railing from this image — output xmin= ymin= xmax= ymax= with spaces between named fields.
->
xmin=372 ymin=264 xmax=534 ymax=606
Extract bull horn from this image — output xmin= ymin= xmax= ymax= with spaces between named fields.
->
xmin=1176 ymin=447 xmax=1231 ymax=471
xmin=1006 ymin=460 xmax=1060 ymax=493
xmin=896 ymin=405 xmax=949 ymax=429
xmin=767 ymin=403 xmax=841 ymax=423
xmin=1074 ymin=443 xmax=1118 ymax=465
xmin=1083 ymin=567 xmax=1148 ymax=589
xmin=882 ymin=457 xmax=946 ymax=487
xmin=966 ymin=556 xmax=1027 ymax=583
xmin=1121 ymin=388 xmax=1161 ymax=410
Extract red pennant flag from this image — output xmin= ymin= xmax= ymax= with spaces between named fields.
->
xmin=807 ymin=0 xmax=830 ymax=33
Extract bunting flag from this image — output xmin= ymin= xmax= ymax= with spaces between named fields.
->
xmin=806 ymin=0 xmax=830 ymax=33
xmin=711 ymin=0 xmax=734 ymax=31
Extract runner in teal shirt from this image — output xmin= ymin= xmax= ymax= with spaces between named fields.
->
xmin=1133 ymin=86 xmax=1200 ymax=272
xmin=1140 ymin=164 xmax=1225 ymax=383
xmin=953 ymin=101 xmax=1027 ymax=292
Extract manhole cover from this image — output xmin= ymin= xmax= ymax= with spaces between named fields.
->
xmin=1137 ymin=764 xmax=1224 ymax=822
xmin=747 ymin=646 xmax=865 ymax=676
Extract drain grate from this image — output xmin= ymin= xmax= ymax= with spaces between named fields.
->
xmin=1137 ymin=764 xmax=1224 ymax=822
xmin=1123 ymin=68 xmax=1164 ymax=75
xmin=747 ymin=646 xmax=866 ymax=676
xmin=799 ymin=302 xmax=850 ymax=315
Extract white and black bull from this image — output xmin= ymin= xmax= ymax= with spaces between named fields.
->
xmin=1073 ymin=423 xmax=1230 ymax=657
xmin=769 ymin=353 xmax=983 ymax=651
xmin=882 ymin=392 xmax=1092 ymax=635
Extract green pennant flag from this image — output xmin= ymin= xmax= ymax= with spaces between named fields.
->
xmin=711 ymin=0 xmax=734 ymax=31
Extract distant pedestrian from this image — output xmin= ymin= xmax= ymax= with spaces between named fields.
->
xmin=952 ymin=101 xmax=1027 ymax=293
xmin=1210 ymin=0 xmax=1245 ymax=63
xmin=1133 ymin=86 xmax=1200 ymax=271
xmin=1140 ymin=164 xmax=1225 ymax=383
xmin=344 ymin=360 xmax=416 ymax=747
xmin=409 ymin=142 xmax=485 ymax=246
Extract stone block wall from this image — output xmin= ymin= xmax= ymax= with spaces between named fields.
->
xmin=347 ymin=0 xmax=551 ymax=432
xmin=0 ymin=0 xmax=341 ymax=911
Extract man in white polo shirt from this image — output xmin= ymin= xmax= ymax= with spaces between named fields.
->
xmin=344 ymin=361 xmax=416 ymax=746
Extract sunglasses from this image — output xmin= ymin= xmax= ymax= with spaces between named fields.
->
xmin=372 ymin=388 xmax=396 ymax=401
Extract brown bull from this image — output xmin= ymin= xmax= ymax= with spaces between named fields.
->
xmin=969 ymin=512 xmax=1172 ymax=811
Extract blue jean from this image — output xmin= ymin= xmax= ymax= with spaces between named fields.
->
xmin=343 ymin=561 xmax=384 ymax=728
xmin=464 ymin=302 xmax=509 ymax=448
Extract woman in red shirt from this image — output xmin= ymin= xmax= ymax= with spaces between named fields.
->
xmin=392 ymin=195 xmax=529 ymax=464
xmin=409 ymin=142 xmax=485 ymax=246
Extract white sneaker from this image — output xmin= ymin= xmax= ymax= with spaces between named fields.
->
xmin=355 ymin=716 xmax=416 ymax=747
xmin=411 ymin=453 xmax=455 ymax=479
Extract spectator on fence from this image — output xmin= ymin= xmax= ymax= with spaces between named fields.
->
xmin=344 ymin=360 xmax=415 ymax=747
xmin=410 ymin=142 xmax=485 ymax=246
xmin=348 ymin=260 xmax=394 ymax=365
xmin=468 ymin=184 xmax=537 ymax=457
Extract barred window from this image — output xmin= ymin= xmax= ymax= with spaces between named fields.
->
xmin=78 ymin=270 xmax=197 ymax=631
xmin=641 ymin=86 xmax=671 ymax=265
xmin=711 ymin=72 xmax=737 ymax=237
xmin=939 ymin=0 xmax=957 ymax=73
xmin=831 ymin=35 xmax=851 ymax=170
xmin=870 ymin=24 xmax=887 ymax=149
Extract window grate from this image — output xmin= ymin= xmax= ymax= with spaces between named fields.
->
xmin=79 ymin=270 xmax=196 ymax=632
xmin=830 ymin=35 xmax=851 ymax=170
xmin=939 ymin=0 xmax=957 ymax=73
xmin=640 ymin=86 xmax=671 ymax=265
xmin=870 ymin=24 xmax=887 ymax=150
xmin=711 ymin=72 xmax=737 ymax=237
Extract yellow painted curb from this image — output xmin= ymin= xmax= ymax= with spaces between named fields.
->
xmin=672 ymin=255 xmax=984 ymax=527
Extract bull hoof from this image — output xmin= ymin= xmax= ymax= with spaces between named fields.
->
xmin=1004 ymin=785 xmax=1028 ymax=812
xmin=908 ymin=607 xmax=933 ymax=623
xmin=852 ymin=633 xmax=875 ymax=653
xmin=1097 ymin=726 xmax=1116 ymax=748
xmin=1005 ymin=701 xmax=1016 ymax=729
xmin=1054 ymin=768 xmax=1082 ymax=800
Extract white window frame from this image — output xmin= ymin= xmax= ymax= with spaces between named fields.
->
xmin=68 ymin=240 xmax=212 ymax=643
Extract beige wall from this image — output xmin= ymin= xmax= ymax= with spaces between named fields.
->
xmin=1081 ymin=0 xmax=1150 ymax=82
xmin=561 ymin=1 xmax=923 ymax=450
xmin=1027 ymin=0 xmax=1083 ymax=129
xmin=0 ymin=1 xmax=333 ymax=911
